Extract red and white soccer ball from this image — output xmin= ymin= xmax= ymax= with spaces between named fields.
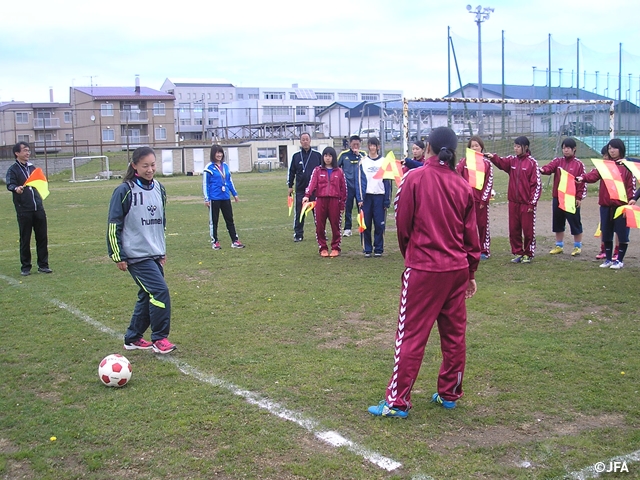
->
xmin=98 ymin=354 xmax=132 ymax=387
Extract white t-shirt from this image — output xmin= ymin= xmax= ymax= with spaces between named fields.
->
xmin=361 ymin=156 xmax=385 ymax=195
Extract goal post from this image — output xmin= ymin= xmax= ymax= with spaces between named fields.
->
xmin=397 ymin=97 xmax=615 ymax=160
xmin=70 ymin=156 xmax=111 ymax=182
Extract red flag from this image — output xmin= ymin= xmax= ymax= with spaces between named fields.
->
xmin=24 ymin=167 xmax=50 ymax=200
xmin=557 ymin=168 xmax=576 ymax=214
xmin=464 ymin=148 xmax=486 ymax=190
xmin=288 ymin=194 xmax=294 ymax=216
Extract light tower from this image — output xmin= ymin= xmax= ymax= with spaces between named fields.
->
xmin=467 ymin=4 xmax=494 ymax=135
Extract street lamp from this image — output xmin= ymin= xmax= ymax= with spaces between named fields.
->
xmin=467 ymin=4 xmax=494 ymax=135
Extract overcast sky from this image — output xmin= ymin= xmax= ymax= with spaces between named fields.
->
xmin=2 ymin=0 xmax=639 ymax=104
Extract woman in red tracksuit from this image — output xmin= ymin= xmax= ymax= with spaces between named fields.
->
xmin=303 ymin=147 xmax=347 ymax=257
xmin=488 ymin=136 xmax=541 ymax=263
xmin=456 ymin=135 xmax=494 ymax=260
xmin=368 ymin=127 xmax=480 ymax=418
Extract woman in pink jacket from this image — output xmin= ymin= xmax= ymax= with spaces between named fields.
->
xmin=303 ymin=147 xmax=347 ymax=257
xmin=368 ymin=127 xmax=480 ymax=418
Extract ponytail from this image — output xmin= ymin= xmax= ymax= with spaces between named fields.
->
xmin=438 ymin=147 xmax=456 ymax=171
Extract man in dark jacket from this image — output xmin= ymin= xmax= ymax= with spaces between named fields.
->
xmin=5 ymin=142 xmax=52 ymax=276
xmin=287 ymin=133 xmax=321 ymax=242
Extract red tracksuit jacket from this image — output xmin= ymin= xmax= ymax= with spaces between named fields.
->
xmin=490 ymin=153 xmax=541 ymax=205
xmin=305 ymin=166 xmax=347 ymax=210
xmin=540 ymin=156 xmax=587 ymax=200
xmin=582 ymin=162 xmax=635 ymax=207
xmin=395 ymin=156 xmax=480 ymax=278
xmin=455 ymin=157 xmax=494 ymax=205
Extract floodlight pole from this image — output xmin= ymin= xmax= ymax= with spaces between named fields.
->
xmin=467 ymin=5 xmax=494 ymax=135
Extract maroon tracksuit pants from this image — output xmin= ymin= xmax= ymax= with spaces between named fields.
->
xmin=508 ymin=202 xmax=536 ymax=257
xmin=386 ymin=268 xmax=468 ymax=410
xmin=314 ymin=197 xmax=342 ymax=252
xmin=476 ymin=201 xmax=490 ymax=256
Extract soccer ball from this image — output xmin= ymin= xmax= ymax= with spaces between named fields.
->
xmin=98 ymin=354 xmax=132 ymax=387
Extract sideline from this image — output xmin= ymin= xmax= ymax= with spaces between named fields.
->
xmin=0 ymin=274 xmax=401 ymax=473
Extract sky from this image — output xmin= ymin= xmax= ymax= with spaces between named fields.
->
xmin=2 ymin=0 xmax=639 ymax=104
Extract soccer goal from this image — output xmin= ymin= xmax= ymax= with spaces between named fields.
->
xmin=393 ymin=97 xmax=616 ymax=160
xmin=70 ymin=156 xmax=112 ymax=182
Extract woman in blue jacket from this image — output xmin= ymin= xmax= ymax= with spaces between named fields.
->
xmin=203 ymin=145 xmax=245 ymax=250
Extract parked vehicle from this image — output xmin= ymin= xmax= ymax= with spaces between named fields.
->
xmin=561 ymin=122 xmax=596 ymax=136
xmin=353 ymin=128 xmax=380 ymax=139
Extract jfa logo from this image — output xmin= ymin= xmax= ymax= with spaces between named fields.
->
xmin=147 ymin=205 xmax=157 ymax=216
xmin=594 ymin=461 xmax=629 ymax=473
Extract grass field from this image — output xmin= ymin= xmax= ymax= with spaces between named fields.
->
xmin=1 ymin=164 xmax=639 ymax=479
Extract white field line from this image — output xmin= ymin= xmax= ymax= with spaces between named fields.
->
xmin=562 ymin=449 xmax=640 ymax=479
xmin=0 ymin=275 xmax=402 ymax=473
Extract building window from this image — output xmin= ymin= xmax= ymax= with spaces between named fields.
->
xmin=187 ymin=93 xmax=191 ymax=100
xmin=17 ymin=134 xmax=29 ymax=142
xmin=180 ymin=118 xmax=191 ymax=126
xmin=263 ymin=106 xmax=290 ymax=116
xmin=155 ymin=127 xmax=167 ymax=140
xmin=257 ymin=147 xmax=277 ymax=159
xmin=290 ymin=93 xmax=297 ymax=100
xmin=101 ymin=104 xmax=114 ymax=116
xmin=65 ymin=134 xmax=74 ymax=144
xmin=248 ymin=94 xmax=259 ymax=99
xmin=194 ymin=118 xmax=203 ymax=125
xmin=296 ymin=106 xmax=307 ymax=116
xmin=383 ymin=93 xmax=402 ymax=100
xmin=316 ymin=92 xmax=334 ymax=100
xmin=153 ymin=103 xmax=166 ymax=116
xmin=102 ymin=129 xmax=114 ymax=141
xmin=338 ymin=93 xmax=357 ymax=101
xmin=229 ymin=93 xmax=233 ymax=100
xmin=64 ymin=112 xmax=72 ymax=123
xmin=178 ymin=103 xmax=190 ymax=113
xmin=208 ymin=93 xmax=211 ymax=100
xmin=361 ymin=94 xmax=380 ymax=101
xmin=16 ymin=112 xmax=29 ymax=124
xmin=178 ymin=93 xmax=182 ymax=99
xmin=314 ymin=106 xmax=326 ymax=116
xmin=237 ymin=94 xmax=244 ymax=100
xmin=264 ymin=92 xmax=284 ymax=100
xmin=208 ymin=104 xmax=219 ymax=113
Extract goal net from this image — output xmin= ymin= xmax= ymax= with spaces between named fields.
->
xmin=387 ymin=98 xmax=619 ymax=161
xmin=70 ymin=156 xmax=113 ymax=182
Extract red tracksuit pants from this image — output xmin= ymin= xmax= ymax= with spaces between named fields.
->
xmin=476 ymin=201 xmax=490 ymax=256
xmin=508 ymin=202 xmax=536 ymax=257
xmin=314 ymin=197 xmax=342 ymax=252
xmin=386 ymin=268 xmax=468 ymax=410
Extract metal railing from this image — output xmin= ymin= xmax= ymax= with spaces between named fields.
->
xmin=33 ymin=118 xmax=60 ymax=129
xmin=120 ymin=110 xmax=149 ymax=122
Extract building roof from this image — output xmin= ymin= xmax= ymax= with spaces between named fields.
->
xmin=164 ymin=78 xmax=234 ymax=88
xmin=448 ymin=83 xmax=613 ymax=101
xmin=73 ymin=86 xmax=174 ymax=101
xmin=0 ymin=101 xmax=70 ymax=111
xmin=384 ymin=100 xmax=502 ymax=114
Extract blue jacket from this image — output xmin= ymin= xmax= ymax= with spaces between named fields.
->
xmin=337 ymin=149 xmax=367 ymax=190
xmin=203 ymin=162 xmax=238 ymax=201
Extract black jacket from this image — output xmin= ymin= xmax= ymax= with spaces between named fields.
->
xmin=6 ymin=160 xmax=44 ymax=213
xmin=288 ymin=148 xmax=322 ymax=193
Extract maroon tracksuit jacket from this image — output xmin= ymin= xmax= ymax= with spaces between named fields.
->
xmin=540 ymin=156 xmax=587 ymax=200
xmin=385 ymin=156 xmax=480 ymax=410
xmin=305 ymin=166 xmax=347 ymax=252
xmin=456 ymin=156 xmax=494 ymax=256
xmin=490 ymin=152 xmax=541 ymax=257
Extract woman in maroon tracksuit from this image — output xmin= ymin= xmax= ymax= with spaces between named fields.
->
xmin=368 ymin=127 xmax=480 ymax=418
xmin=488 ymin=136 xmax=541 ymax=263
xmin=303 ymin=147 xmax=347 ymax=257
xmin=456 ymin=135 xmax=494 ymax=259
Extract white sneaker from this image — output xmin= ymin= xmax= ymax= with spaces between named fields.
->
xmin=610 ymin=260 xmax=624 ymax=269
xmin=599 ymin=260 xmax=613 ymax=268
xmin=343 ymin=229 xmax=352 ymax=237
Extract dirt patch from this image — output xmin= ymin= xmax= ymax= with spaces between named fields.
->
xmin=314 ymin=310 xmax=391 ymax=349
xmin=533 ymin=302 xmax=615 ymax=327
xmin=170 ymin=195 xmax=203 ymax=205
xmin=427 ymin=412 xmax=626 ymax=453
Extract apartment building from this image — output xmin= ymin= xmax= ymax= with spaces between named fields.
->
xmin=0 ymin=101 xmax=74 ymax=153
xmin=71 ymin=81 xmax=176 ymax=151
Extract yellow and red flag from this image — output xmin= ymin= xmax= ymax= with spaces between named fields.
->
xmin=357 ymin=209 xmax=366 ymax=233
xmin=299 ymin=201 xmax=315 ymax=223
xmin=373 ymin=150 xmax=403 ymax=187
xmin=24 ymin=167 xmax=49 ymax=200
xmin=594 ymin=222 xmax=601 ymax=237
xmin=614 ymin=205 xmax=640 ymax=228
xmin=464 ymin=148 xmax=486 ymax=190
xmin=557 ymin=168 xmax=576 ymax=214
xmin=620 ymin=159 xmax=640 ymax=180
xmin=288 ymin=194 xmax=294 ymax=216
xmin=590 ymin=158 xmax=627 ymax=202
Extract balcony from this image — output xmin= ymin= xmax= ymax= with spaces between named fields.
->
xmin=121 ymin=135 xmax=150 ymax=148
xmin=120 ymin=110 xmax=149 ymax=123
xmin=33 ymin=118 xmax=60 ymax=129
xmin=33 ymin=140 xmax=62 ymax=153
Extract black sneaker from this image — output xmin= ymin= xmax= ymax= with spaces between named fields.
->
xmin=374 ymin=253 xmax=382 ymax=257
xmin=21 ymin=270 xmax=31 ymax=276
xmin=364 ymin=252 xmax=372 ymax=258
xmin=293 ymin=236 xmax=303 ymax=242
xmin=38 ymin=267 xmax=53 ymax=274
